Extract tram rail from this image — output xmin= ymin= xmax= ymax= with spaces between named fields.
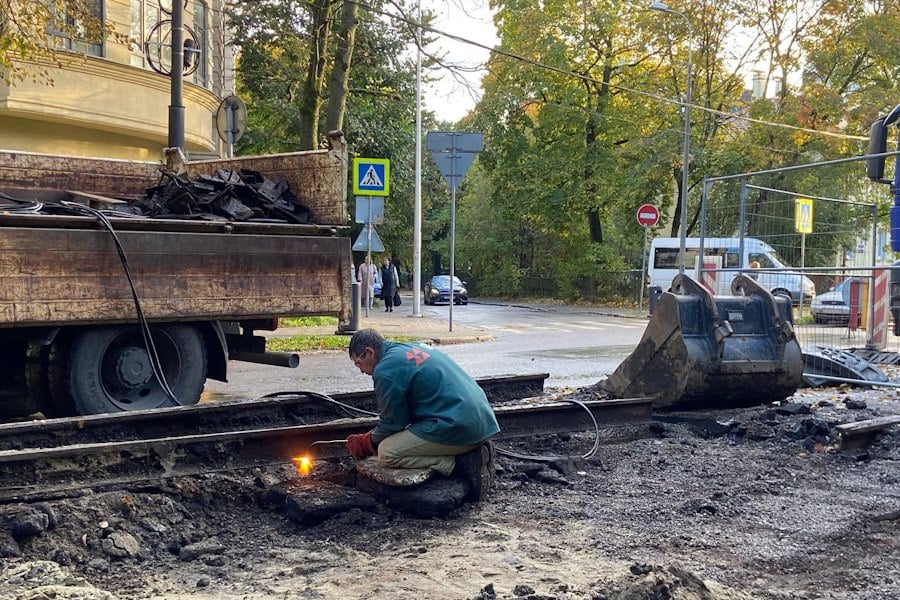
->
xmin=0 ymin=374 xmax=653 ymax=503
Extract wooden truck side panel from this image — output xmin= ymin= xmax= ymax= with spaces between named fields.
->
xmin=0 ymin=227 xmax=351 ymax=326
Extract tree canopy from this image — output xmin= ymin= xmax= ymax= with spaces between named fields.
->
xmin=225 ymin=0 xmax=900 ymax=299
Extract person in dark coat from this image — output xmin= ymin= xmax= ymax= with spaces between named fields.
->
xmin=380 ymin=257 xmax=398 ymax=312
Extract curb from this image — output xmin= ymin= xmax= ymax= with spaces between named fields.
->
xmin=425 ymin=335 xmax=494 ymax=346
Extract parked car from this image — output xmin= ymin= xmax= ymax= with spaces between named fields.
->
xmin=810 ymin=277 xmax=864 ymax=324
xmin=423 ymin=275 xmax=468 ymax=305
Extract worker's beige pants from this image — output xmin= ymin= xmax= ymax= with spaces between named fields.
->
xmin=377 ymin=429 xmax=477 ymax=476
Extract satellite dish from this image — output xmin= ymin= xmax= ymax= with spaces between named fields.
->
xmin=216 ymin=95 xmax=248 ymax=144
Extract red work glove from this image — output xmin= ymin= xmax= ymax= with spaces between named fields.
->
xmin=346 ymin=432 xmax=376 ymax=459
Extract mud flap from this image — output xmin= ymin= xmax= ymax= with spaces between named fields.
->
xmin=603 ymin=274 xmax=803 ymax=409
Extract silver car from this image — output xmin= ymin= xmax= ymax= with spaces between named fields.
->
xmin=810 ymin=278 xmax=863 ymax=324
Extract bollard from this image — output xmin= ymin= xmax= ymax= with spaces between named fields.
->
xmin=347 ymin=280 xmax=360 ymax=333
xmin=647 ymin=286 xmax=663 ymax=315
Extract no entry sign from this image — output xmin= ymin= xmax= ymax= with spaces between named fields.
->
xmin=636 ymin=203 xmax=660 ymax=227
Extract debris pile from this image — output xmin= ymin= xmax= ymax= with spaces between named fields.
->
xmin=125 ymin=168 xmax=312 ymax=224
xmin=1 ymin=167 xmax=314 ymax=224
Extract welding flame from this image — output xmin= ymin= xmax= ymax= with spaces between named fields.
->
xmin=293 ymin=455 xmax=313 ymax=477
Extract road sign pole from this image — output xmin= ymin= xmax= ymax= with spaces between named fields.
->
xmin=449 ymin=153 xmax=457 ymax=332
xmin=639 ymin=226 xmax=648 ymax=311
xmin=225 ymin=105 xmax=234 ymax=158
xmin=426 ymin=131 xmax=484 ymax=332
xmin=635 ymin=204 xmax=659 ymax=313
xmin=366 ymin=201 xmax=373 ymax=317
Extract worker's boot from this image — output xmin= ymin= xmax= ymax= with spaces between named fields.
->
xmin=454 ymin=441 xmax=496 ymax=502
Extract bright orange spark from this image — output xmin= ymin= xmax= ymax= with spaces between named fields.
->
xmin=292 ymin=455 xmax=313 ymax=477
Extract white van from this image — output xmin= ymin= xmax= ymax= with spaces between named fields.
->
xmin=648 ymin=237 xmax=816 ymax=303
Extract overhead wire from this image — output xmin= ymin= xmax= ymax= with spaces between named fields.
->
xmin=178 ymin=0 xmax=879 ymax=150
xmin=227 ymin=0 xmax=871 ymax=146
xmin=344 ymin=0 xmax=871 ymax=144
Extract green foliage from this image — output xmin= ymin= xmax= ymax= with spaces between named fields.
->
xmin=230 ymin=0 xmax=900 ymax=303
xmin=279 ymin=316 xmax=339 ymax=327
xmin=450 ymin=0 xmax=900 ymax=303
xmin=230 ymin=0 xmax=444 ymax=271
xmin=266 ymin=334 xmax=350 ymax=352
xmin=266 ymin=333 xmax=416 ymax=352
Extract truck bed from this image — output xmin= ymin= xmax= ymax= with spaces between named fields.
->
xmin=0 ymin=143 xmax=351 ymax=327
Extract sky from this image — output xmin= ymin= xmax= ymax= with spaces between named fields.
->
xmin=421 ymin=0 xmax=498 ymax=123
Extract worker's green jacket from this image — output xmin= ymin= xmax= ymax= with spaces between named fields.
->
xmin=370 ymin=341 xmax=500 ymax=446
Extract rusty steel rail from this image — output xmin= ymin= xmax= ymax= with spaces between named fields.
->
xmin=0 ymin=396 xmax=651 ymax=503
xmin=0 ymin=373 xmax=549 ymax=452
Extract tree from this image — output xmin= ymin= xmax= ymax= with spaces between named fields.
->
xmin=231 ymin=0 xmax=441 ymax=270
xmin=468 ymin=0 xmax=705 ymax=297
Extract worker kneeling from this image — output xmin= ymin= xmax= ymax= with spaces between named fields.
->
xmin=347 ymin=329 xmax=500 ymax=501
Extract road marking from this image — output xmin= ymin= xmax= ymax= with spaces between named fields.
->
xmin=491 ymin=319 xmax=643 ymax=334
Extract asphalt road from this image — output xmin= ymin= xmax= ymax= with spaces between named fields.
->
xmin=203 ymin=300 xmax=649 ymax=402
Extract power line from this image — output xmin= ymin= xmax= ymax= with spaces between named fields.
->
xmin=349 ymin=0 xmax=870 ymax=144
xmin=224 ymin=0 xmax=872 ymax=144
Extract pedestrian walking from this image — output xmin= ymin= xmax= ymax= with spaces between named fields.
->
xmin=357 ymin=255 xmax=377 ymax=313
xmin=380 ymin=257 xmax=399 ymax=312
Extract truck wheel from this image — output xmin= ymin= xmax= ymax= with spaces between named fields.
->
xmin=69 ymin=324 xmax=207 ymax=415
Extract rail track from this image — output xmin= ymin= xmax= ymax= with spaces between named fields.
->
xmin=0 ymin=373 xmax=654 ymax=503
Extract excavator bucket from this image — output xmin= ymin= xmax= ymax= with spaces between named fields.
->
xmin=603 ymin=274 xmax=803 ymax=409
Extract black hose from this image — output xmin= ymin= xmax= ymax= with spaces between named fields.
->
xmin=58 ymin=201 xmax=180 ymax=404
xmin=260 ymin=391 xmax=602 ymax=464
xmin=495 ymin=398 xmax=602 ymax=463
xmin=260 ymin=390 xmax=379 ymax=418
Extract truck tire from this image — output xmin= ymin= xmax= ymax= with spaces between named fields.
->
xmin=69 ymin=324 xmax=207 ymax=415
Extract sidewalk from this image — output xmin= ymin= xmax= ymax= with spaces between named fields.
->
xmin=269 ymin=293 xmax=648 ymax=346
xmin=272 ymin=293 xmax=493 ymax=345
xmin=347 ymin=308 xmax=492 ymax=345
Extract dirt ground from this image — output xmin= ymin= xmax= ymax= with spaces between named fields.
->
xmin=1 ymin=382 xmax=899 ymax=600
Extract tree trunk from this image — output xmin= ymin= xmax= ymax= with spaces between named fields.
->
xmin=298 ymin=0 xmax=333 ymax=150
xmin=325 ymin=0 xmax=359 ymax=133
xmin=669 ymin=165 xmax=682 ymax=238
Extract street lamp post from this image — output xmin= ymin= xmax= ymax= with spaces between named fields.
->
xmin=650 ymin=1 xmax=693 ymax=275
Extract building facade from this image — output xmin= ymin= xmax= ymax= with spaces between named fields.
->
xmin=0 ymin=0 xmax=232 ymax=160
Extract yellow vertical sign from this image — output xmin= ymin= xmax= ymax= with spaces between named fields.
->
xmin=795 ymin=197 xmax=813 ymax=234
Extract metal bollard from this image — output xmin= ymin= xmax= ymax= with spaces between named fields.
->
xmin=347 ymin=280 xmax=360 ymax=333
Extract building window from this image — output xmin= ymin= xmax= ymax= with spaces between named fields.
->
xmin=130 ymin=0 xmax=212 ymax=90
xmin=46 ymin=0 xmax=104 ymax=57
xmin=131 ymin=0 xmax=162 ymax=67
xmin=191 ymin=0 xmax=209 ymax=87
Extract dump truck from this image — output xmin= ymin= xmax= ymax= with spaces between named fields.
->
xmin=0 ymin=133 xmax=351 ymax=420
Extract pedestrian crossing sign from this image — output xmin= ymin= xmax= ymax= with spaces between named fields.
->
xmin=353 ymin=158 xmax=390 ymax=196
xmin=795 ymin=197 xmax=813 ymax=234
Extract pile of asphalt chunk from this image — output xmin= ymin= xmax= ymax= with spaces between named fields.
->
xmin=122 ymin=168 xmax=312 ymax=224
